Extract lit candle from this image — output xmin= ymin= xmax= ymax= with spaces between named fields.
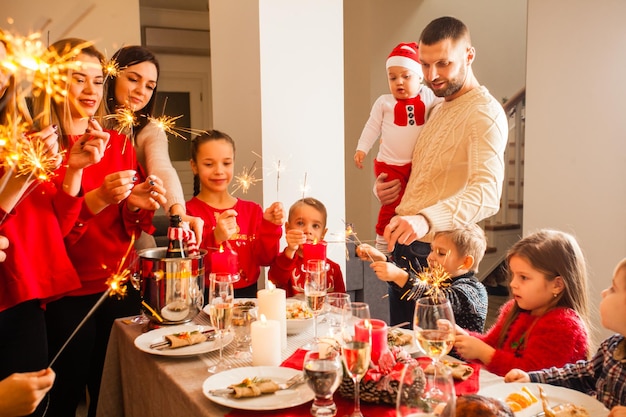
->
xmin=257 ymin=281 xmax=287 ymax=350
xmin=302 ymin=240 xmax=327 ymax=265
xmin=251 ymin=314 xmax=281 ymax=366
xmin=355 ymin=319 xmax=388 ymax=365
xmin=211 ymin=244 xmax=238 ymax=275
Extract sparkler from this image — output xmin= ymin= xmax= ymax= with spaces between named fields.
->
xmin=299 ymin=172 xmax=310 ymax=199
xmin=148 ymin=114 xmax=208 ymax=141
xmin=402 ymin=259 xmax=452 ymax=303
xmin=49 ymin=235 xmax=136 ymax=368
xmin=344 ymin=222 xmax=374 ymax=262
xmin=105 ymin=105 xmax=137 ymax=135
xmin=231 ymin=160 xmax=261 ymax=194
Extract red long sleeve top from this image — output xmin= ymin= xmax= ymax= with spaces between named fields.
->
xmin=473 ymin=299 xmax=588 ymax=376
xmin=0 ymin=175 xmax=82 ymax=312
xmin=186 ymin=197 xmax=282 ymax=289
xmin=55 ymin=131 xmax=154 ymax=296
xmin=268 ymin=251 xmax=345 ymax=298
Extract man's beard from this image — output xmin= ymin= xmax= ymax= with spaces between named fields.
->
xmin=429 ymin=64 xmax=467 ymax=98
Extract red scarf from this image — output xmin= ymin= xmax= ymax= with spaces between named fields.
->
xmin=393 ymin=96 xmax=425 ymax=126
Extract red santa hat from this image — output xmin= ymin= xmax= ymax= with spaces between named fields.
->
xmin=386 ymin=42 xmax=422 ymax=75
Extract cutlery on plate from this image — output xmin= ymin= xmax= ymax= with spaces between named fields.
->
xmin=389 ymin=321 xmax=410 ymax=331
xmin=208 ymin=374 xmax=304 ymax=397
xmin=149 ymin=328 xmax=216 ymax=350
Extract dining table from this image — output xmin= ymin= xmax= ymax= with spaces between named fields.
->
xmin=96 ymin=309 xmax=504 ymax=417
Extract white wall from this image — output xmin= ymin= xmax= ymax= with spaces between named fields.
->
xmin=526 ymin=0 xmax=626 ymax=344
xmin=2 ymin=0 xmax=141 ymax=54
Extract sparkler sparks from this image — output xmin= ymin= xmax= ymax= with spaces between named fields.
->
xmin=231 ymin=160 xmax=261 ymax=194
xmin=148 ymin=114 xmax=207 ymax=141
xmin=105 ymin=105 xmax=137 ymax=135
xmin=403 ymin=262 xmax=452 ymax=303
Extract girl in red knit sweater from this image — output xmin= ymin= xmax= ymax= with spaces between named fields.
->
xmin=453 ymin=229 xmax=591 ymax=376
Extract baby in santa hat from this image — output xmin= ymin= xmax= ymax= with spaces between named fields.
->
xmin=353 ymin=42 xmax=442 ymax=253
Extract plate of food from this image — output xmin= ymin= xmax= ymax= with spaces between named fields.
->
xmin=286 ymin=299 xmax=314 ymax=335
xmin=134 ymin=324 xmax=234 ymax=357
xmin=479 ymin=382 xmax=608 ymax=416
xmin=202 ymin=366 xmax=314 ymax=410
xmin=387 ymin=327 xmax=418 ymax=355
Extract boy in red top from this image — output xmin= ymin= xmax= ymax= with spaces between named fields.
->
xmin=269 ymin=197 xmax=345 ymax=297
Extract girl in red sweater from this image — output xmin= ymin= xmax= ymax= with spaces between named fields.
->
xmin=454 ymin=229 xmax=591 ymax=376
xmin=186 ymin=130 xmax=285 ymax=298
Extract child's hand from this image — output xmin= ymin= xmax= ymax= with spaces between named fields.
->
xmin=370 ymin=261 xmax=407 ymax=284
xmin=504 ymin=369 xmax=530 ymax=383
xmin=609 ymin=405 xmax=626 ymax=417
xmin=214 ymin=209 xmax=238 ymax=243
xmin=285 ymin=229 xmax=306 ymax=253
xmin=263 ymin=202 xmax=285 ymax=225
xmin=454 ymin=334 xmax=495 ymax=365
xmin=356 ymin=243 xmax=386 ymax=262
xmin=354 ymin=150 xmax=366 ymax=169
xmin=127 ymin=175 xmax=167 ymax=212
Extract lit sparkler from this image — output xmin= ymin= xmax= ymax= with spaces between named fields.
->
xmin=344 ymin=222 xmax=374 ymax=262
xmin=231 ymin=160 xmax=261 ymax=194
xmin=402 ymin=261 xmax=452 ymax=303
xmin=148 ymin=114 xmax=207 ymax=141
xmin=105 ymin=105 xmax=137 ymax=135
xmin=49 ymin=235 xmax=136 ymax=368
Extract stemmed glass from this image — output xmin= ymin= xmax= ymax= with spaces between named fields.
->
xmin=396 ymin=361 xmax=456 ymax=417
xmin=339 ymin=302 xmax=371 ymax=417
xmin=325 ymin=292 xmax=351 ymax=337
xmin=304 ymin=260 xmax=328 ymax=347
xmin=413 ymin=297 xmax=456 ymax=401
xmin=303 ymin=341 xmax=343 ymax=417
xmin=207 ymin=274 xmax=235 ymax=374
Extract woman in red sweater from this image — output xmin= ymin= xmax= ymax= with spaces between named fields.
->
xmin=32 ymin=39 xmax=167 ymax=417
xmin=454 ymin=229 xmax=591 ymax=376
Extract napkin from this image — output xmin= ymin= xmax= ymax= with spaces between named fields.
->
xmin=416 ymin=357 xmax=481 ymax=396
xmin=224 ymin=349 xmax=397 ymax=417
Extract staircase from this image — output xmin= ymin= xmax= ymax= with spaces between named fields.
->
xmin=477 ymin=87 xmax=526 ymax=281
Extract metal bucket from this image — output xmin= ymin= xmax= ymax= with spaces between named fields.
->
xmin=135 ymin=247 xmax=207 ymax=325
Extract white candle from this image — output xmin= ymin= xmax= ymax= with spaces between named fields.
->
xmin=257 ymin=282 xmax=287 ymax=350
xmin=251 ymin=315 xmax=281 ymax=366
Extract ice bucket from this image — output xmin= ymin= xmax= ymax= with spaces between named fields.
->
xmin=135 ymin=247 xmax=207 ymax=325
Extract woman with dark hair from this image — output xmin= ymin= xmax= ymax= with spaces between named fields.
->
xmin=106 ymin=45 xmax=203 ymax=242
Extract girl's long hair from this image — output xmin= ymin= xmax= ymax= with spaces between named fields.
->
xmin=496 ymin=229 xmax=591 ymax=354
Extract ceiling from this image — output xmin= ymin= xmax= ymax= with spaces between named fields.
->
xmin=139 ymin=0 xmax=208 ymax=12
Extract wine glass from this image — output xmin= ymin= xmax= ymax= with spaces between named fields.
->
xmin=396 ymin=361 xmax=456 ymax=417
xmin=303 ymin=341 xmax=343 ymax=417
xmin=413 ymin=297 xmax=455 ymax=365
xmin=304 ymin=259 xmax=328 ymax=347
xmin=231 ymin=304 xmax=255 ymax=359
xmin=325 ymin=292 xmax=351 ymax=337
xmin=339 ymin=302 xmax=371 ymax=417
xmin=207 ymin=274 xmax=235 ymax=374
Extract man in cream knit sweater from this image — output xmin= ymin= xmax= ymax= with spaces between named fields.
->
xmin=373 ymin=16 xmax=508 ymax=326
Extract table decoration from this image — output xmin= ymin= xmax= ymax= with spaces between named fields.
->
xmin=251 ymin=314 xmax=281 ymax=366
xmin=355 ymin=318 xmax=388 ymax=365
xmin=257 ymin=281 xmax=287 ymax=349
xmin=302 ymin=240 xmax=327 ymax=265
xmin=212 ymin=243 xmax=239 ymax=276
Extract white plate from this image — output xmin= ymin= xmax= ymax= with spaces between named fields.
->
xmin=479 ymin=382 xmax=608 ymax=417
xmin=134 ymin=324 xmax=234 ymax=357
xmin=202 ymin=366 xmax=314 ymax=410
xmin=389 ymin=327 xmax=419 ymax=355
xmin=202 ymin=298 xmax=257 ymax=316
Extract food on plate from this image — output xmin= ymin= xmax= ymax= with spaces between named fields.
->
xmin=286 ymin=300 xmax=313 ymax=319
xmin=538 ymin=385 xmax=590 ymax=417
xmin=387 ymin=329 xmax=413 ymax=347
xmin=443 ymin=394 xmax=514 ymax=417
xmin=163 ymin=330 xmax=207 ymax=349
xmin=424 ymin=359 xmax=474 ymax=381
xmin=505 ymin=386 xmax=538 ymax=411
xmin=235 ymin=300 xmax=256 ymax=308
xmin=228 ymin=377 xmax=279 ymax=398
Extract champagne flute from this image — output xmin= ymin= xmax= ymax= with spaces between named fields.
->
xmin=304 ymin=259 xmax=328 ymax=347
xmin=396 ymin=361 xmax=456 ymax=417
xmin=207 ymin=274 xmax=235 ymax=374
xmin=303 ymin=341 xmax=343 ymax=417
xmin=340 ymin=302 xmax=371 ymax=417
xmin=325 ymin=292 xmax=351 ymax=337
xmin=413 ymin=297 xmax=455 ymax=365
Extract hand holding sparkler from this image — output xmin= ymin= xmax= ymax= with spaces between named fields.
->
xmin=85 ymin=169 xmax=137 ymax=214
xmin=66 ymin=121 xmax=109 ymax=171
xmin=214 ymin=209 xmax=238 ymax=244
xmin=263 ymin=201 xmax=285 ymax=226
xmin=355 ymin=243 xmax=386 ymax=262
xmin=283 ymin=229 xmax=307 ymax=259
xmin=369 ymin=260 xmax=410 ymax=286
xmin=126 ymin=175 xmax=167 ymax=212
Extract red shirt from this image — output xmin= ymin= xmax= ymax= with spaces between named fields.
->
xmin=186 ymin=197 xmax=282 ymax=289
xmin=57 ymin=130 xmax=154 ymax=296
xmin=0 ymin=175 xmax=82 ymax=312
xmin=268 ymin=252 xmax=345 ymax=298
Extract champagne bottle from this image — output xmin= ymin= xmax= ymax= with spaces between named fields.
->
xmin=166 ymin=214 xmax=186 ymax=258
